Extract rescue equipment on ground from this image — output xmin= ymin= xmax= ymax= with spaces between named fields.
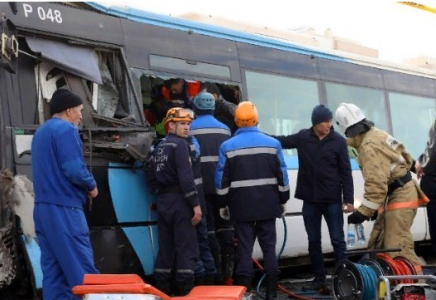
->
xmin=332 ymin=251 xmax=435 ymax=300
xmin=376 ymin=274 xmax=436 ymax=300
xmin=73 ymin=273 xmax=248 ymax=300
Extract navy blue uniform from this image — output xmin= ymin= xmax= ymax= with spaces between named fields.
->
xmin=191 ymin=115 xmax=234 ymax=281
xmin=147 ymin=133 xmax=200 ymax=289
xmin=215 ymin=127 xmax=290 ymax=278
xmin=186 ymin=136 xmax=217 ymax=280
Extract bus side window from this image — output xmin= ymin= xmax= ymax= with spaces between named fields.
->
xmin=325 ymin=83 xmax=389 ymax=134
xmin=244 ymin=70 xmax=319 ymax=158
xmin=389 ymin=93 xmax=435 ymax=159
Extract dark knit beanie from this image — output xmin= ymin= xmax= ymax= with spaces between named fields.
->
xmin=311 ymin=104 xmax=333 ymax=125
xmin=50 ymin=89 xmax=83 ymax=114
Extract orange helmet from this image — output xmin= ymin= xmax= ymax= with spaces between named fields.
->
xmin=234 ymin=101 xmax=258 ymax=128
xmin=165 ymin=107 xmax=194 ymax=124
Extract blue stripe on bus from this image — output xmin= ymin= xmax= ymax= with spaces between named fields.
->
xmin=108 ymin=162 xmax=157 ymax=223
xmin=87 ymin=2 xmax=346 ymax=61
xmin=121 ymin=225 xmax=159 ymax=275
xmin=284 ymin=156 xmax=360 ymax=170
xmin=21 ymin=236 xmax=43 ymax=289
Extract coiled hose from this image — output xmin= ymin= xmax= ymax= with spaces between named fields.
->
xmin=332 ymin=254 xmax=417 ymax=300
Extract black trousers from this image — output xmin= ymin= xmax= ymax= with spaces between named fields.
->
xmin=153 ymin=193 xmax=198 ymax=283
xmin=234 ymin=219 xmax=278 ymax=277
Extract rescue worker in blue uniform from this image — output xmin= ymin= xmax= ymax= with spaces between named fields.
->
xmin=215 ymin=101 xmax=290 ymax=300
xmin=190 ymin=92 xmax=234 ymax=284
xmin=147 ymin=107 xmax=202 ymax=296
xmin=32 ymin=89 xmax=99 ymax=300
xmin=186 ymin=134 xmax=218 ymax=285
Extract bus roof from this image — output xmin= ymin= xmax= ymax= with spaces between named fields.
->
xmin=86 ymin=2 xmax=436 ymax=80
xmin=86 ymin=2 xmax=345 ymax=61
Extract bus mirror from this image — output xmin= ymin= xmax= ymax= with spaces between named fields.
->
xmin=0 ymin=18 xmax=18 ymax=74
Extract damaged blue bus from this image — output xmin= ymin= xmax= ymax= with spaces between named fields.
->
xmin=0 ymin=2 xmax=434 ymax=299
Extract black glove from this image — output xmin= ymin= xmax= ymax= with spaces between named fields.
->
xmin=370 ymin=210 xmax=378 ymax=221
xmin=347 ymin=211 xmax=368 ymax=224
xmin=410 ymin=159 xmax=416 ymax=173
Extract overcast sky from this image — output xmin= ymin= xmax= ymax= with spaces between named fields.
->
xmin=96 ymin=0 xmax=436 ymax=63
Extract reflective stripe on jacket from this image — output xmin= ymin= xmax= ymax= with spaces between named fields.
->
xmin=191 ymin=115 xmax=231 ymax=195
xmin=215 ymin=126 xmax=290 ymax=221
xmin=348 ymin=127 xmax=428 ymax=217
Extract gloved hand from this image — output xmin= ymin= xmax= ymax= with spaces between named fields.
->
xmin=220 ymin=206 xmax=230 ymax=220
xmin=370 ymin=210 xmax=378 ymax=221
xmin=281 ymin=204 xmax=287 ymax=217
xmin=347 ymin=211 xmax=368 ymax=224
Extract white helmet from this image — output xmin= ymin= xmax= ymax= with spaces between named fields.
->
xmin=335 ymin=103 xmax=366 ymax=134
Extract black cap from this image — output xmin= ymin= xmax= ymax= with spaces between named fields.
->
xmin=50 ymin=89 xmax=83 ymax=114
xmin=311 ymin=104 xmax=333 ymax=125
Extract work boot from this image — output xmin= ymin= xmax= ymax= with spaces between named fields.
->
xmin=302 ymin=279 xmax=323 ymax=290
xmin=175 ymin=280 xmax=194 ymax=296
xmin=211 ymin=248 xmax=224 ymax=284
xmin=154 ymin=280 xmax=171 ymax=296
xmin=236 ymin=275 xmax=252 ymax=292
xmin=265 ymin=275 xmax=278 ymax=300
xmin=222 ymin=247 xmax=235 ymax=280
xmin=204 ymin=274 xmax=216 ymax=285
xmin=302 ymin=280 xmax=331 ymax=295
xmin=194 ymin=275 xmax=206 ymax=286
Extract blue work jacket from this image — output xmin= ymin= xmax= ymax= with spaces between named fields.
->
xmin=190 ymin=114 xmax=231 ymax=195
xmin=215 ymin=126 xmax=290 ymax=222
xmin=147 ymin=133 xmax=199 ymax=208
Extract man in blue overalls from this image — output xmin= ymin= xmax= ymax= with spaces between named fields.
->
xmin=147 ymin=107 xmax=202 ymax=296
xmin=215 ymin=102 xmax=290 ymax=300
xmin=32 ymin=89 xmax=99 ymax=300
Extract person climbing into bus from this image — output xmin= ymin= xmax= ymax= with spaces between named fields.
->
xmin=190 ymin=92 xmax=234 ymax=285
xmin=271 ymin=104 xmax=354 ymax=292
xmin=200 ymin=82 xmax=238 ymax=134
xmin=162 ymin=78 xmax=201 ymax=108
xmin=215 ymin=101 xmax=290 ymax=299
xmin=147 ymin=107 xmax=202 ymax=296
xmin=144 ymin=84 xmax=168 ymax=138
xmin=335 ymin=103 xmax=428 ymax=274
xmin=32 ymin=88 xmax=99 ymax=300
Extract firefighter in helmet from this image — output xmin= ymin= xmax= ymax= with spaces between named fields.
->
xmin=335 ymin=103 xmax=428 ymax=273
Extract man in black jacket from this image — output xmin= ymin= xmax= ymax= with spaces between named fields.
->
xmin=272 ymin=104 xmax=354 ymax=291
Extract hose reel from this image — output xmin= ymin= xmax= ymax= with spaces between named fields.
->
xmin=333 ymin=253 xmax=418 ymax=300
